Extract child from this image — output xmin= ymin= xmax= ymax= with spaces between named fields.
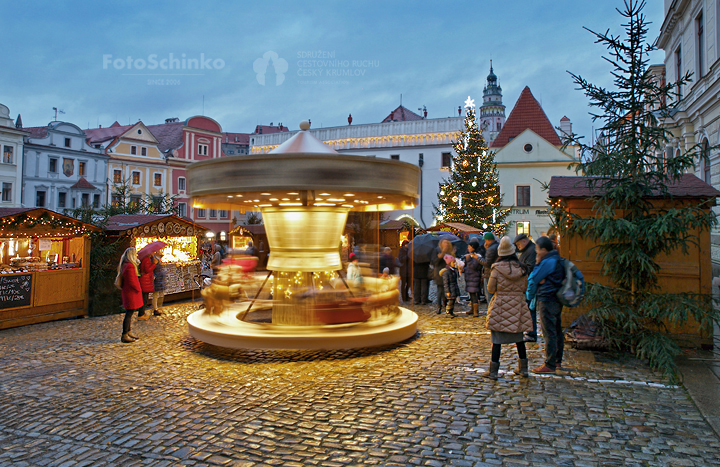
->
xmin=441 ymin=255 xmax=462 ymax=318
xmin=151 ymin=253 xmax=167 ymax=316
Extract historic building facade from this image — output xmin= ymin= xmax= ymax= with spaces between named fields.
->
xmin=23 ymin=122 xmax=108 ymax=211
xmin=0 ymin=103 xmax=25 ymax=207
xmin=657 ymin=0 xmax=720 ymax=274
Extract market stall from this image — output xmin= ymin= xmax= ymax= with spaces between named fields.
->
xmin=0 ymin=208 xmax=100 ymax=330
xmin=105 ymin=214 xmax=208 ymax=300
xmin=228 ymin=224 xmax=268 ymax=269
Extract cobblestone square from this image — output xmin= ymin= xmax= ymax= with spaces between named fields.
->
xmin=1 ymin=301 xmax=719 ymax=466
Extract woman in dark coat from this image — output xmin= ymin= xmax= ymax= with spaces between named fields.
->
xmin=397 ymin=240 xmax=411 ymax=303
xmin=463 ymin=238 xmax=483 ymax=317
xmin=115 ymin=247 xmax=144 ymax=343
xmin=138 ymin=254 xmax=157 ymax=319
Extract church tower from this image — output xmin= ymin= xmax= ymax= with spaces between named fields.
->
xmin=479 ymin=61 xmax=506 ymax=143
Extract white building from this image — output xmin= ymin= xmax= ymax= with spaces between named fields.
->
xmin=0 ymin=103 xmax=25 ymax=207
xmin=23 ymin=122 xmax=108 ymax=210
xmin=657 ymin=0 xmax=720 ymax=274
xmin=251 ymin=72 xmax=578 ymax=237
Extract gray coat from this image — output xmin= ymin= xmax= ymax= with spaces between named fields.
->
xmin=463 ymin=254 xmax=482 ymax=293
xmin=479 ymin=240 xmax=499 ymax=280
xmin=517 ymin=241 xmax=537 ymax=275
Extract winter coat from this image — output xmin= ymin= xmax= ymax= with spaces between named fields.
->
xmin=486 ymin=260 xmax=533 ymax=333
xmin=139 ymin=256 xmax=156 ymax=293
xmin=413 ymin=261 xmax=430 ymax=280
xmin=397 ymin=245 xmax=410 ymax=278
xmin=527 ymin=250 xmax=564 ymax=303
xmin=431 ymin=250 xmax=447 ymax=285
xmin=462 ymin=253 xmax=482 ymax=293
xmin=480 ymin=240 xmax=499 ymax=280
xmin=121 ymin=261 xmax=144 ymax=310
xmin=379 ymin=252 xmax=395 ymax=274
xmin=517 ymin=241 xmax=537 ymax=275
xmin=153 ymin=262 xmax=167 ymax=292
xmin=441 ymin=267 xmax=461 ymax=298
xmin=347 ymin=261 xmax=363 ymax=285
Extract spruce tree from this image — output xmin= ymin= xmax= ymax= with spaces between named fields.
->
xmin=435 ymin=99 xmax=509 ymax=234
xmin=557 ymin=0 xmax=719 ymax=380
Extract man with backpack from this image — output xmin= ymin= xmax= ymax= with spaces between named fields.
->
xmin=526 ymin=236 xmax=565 ymax=374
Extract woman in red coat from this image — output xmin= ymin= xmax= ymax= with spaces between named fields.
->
xmin=137 ymin=254 xmax=157 ymax=319
xmin=115 ymin=247 xmax=144 ymax=343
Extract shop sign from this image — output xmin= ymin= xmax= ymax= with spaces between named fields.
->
xmin=0 ymin=274 xmax=32 ymax=309
xmin=511 ymin=209 xmax=530 ymax=215
xmin=535 ymin=209 xmax=549 ymax=215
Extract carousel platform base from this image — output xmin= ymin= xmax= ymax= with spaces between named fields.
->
xmin=187 ymin=304 xmax=418 ymax=350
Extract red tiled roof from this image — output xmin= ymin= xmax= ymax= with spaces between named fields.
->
xmin=382 ymin=105 xmax=423 ymax=123
xmin=491 ymin=86 xmax=561 ymax=148
xmin=548 ymin=174 xmax=720 ymax=198
xmin=146 ymin=121 xmax=184 ymax=154
xmin=84 ymin=123 xmax=133 ymax=144
xmin=24 ymin=126 xmax=49 ymax=139
xmin=223 ymin=132 xmax=250 ymax=144
xmin=254 ymin=125 xmax=288 ymax=134
xmin=70 ymin=177 xmax=97 ymax=190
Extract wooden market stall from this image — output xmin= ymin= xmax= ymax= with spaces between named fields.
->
xmin=548 ymin=174 xmax=720 ymax=347
xmin=228 ymin=224 xmax=268 ymax=270
xmin=105 ymin=214 xmax=208 ymax=301
xmin=0 ymin=208 xmax=100 ymax=330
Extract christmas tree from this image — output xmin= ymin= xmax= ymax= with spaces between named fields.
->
xmin=434 ymin=96 xmax=509 ymax=234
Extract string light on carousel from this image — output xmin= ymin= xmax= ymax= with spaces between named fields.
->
xmin=185 ymin=120 xmax=420 ymax=350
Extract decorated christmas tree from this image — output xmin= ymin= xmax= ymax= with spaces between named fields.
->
xmin=434 ymin=97 xmax=509 ymax=234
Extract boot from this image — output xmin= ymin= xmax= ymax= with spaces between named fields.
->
xmin=128 ymin=332 xmax=140 ymax=340
xmin=482 ymin=361 xmax=499 ymax=380
xmin=513 ymin=358 xmax=529 ymax=377
xmin=121 ymin=333 xmax=135 ymax=343
xmin=472 ymin=303 xmax=479 ymax=317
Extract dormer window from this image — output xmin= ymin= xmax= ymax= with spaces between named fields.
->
xmin=64 ymin=138 xmax=71 ymax=148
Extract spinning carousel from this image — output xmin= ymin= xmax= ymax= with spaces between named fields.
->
xmin=185 ymin=121 xmax=420 ymax=349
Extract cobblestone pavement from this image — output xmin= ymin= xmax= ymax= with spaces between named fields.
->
xmin=1 ymin=300 xmax=719 ymax=467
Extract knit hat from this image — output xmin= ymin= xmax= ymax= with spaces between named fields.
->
xmin=483 ymin=232 xmax=495 ymax=241
xmin=497 ymin=236 xmax=515 ymax=257
xmin=349 ymin=252 xmax=357 ymax=261
xmin=468 ymin=238 xmax=480 ymax=250
xmin=443 ymin=254 xmax=455 ymax=265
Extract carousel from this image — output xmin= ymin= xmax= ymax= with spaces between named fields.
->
xmin=185 ymin=121 xmax=420 ymax=349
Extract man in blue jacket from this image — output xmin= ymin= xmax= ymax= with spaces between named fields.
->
xmin=526 ymin=236 xmax=565 ymax=374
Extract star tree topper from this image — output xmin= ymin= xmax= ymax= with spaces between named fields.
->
xmin=464 ymin=96 xmax=475 ymax=109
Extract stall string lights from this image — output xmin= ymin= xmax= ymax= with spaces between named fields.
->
xmin=0 ymin=212 xmax=94 ymax=238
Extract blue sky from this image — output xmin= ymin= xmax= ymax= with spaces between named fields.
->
xmin=1 ymin=1 xmax=664 ymax=142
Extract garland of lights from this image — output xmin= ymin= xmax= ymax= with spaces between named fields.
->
xmin=0 ymin=212 xmax=95 ymax=238
xmin=434 ymin=100 xmax=510 ymax=235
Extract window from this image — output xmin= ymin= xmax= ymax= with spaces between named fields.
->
xmin=523 ymin=143 xmax=533 ymax=153
xmin=441 ymin=152 xmax=452 ymax=168
xmin=79 ymin=161 xmax=86 ymax=176
xmin=178 ymin=177 xmax=186 ymax=191
xmin=137 ymin=129 xmax=143 ymax=135
xmin=497 ymin=122 xmax=501 ymax=131
xmin=112 ymin=194 xmax=122 ymax=207
xmin=676 ymin=46 xmax=682 ymax=100
xmin=197 ymin=208 xmax=206 ymax=218
xmin=209 ymin=209 xmax=217 ymax=218
xmin=49 ymin=158 xmax=58 ymax=173
xmin=58 ymin=192 xmax=67 ymax=208
xmin=113 ymin=169 xmax=122 ymax=183
xmin=81 ymin=193 xmax=90 ymax=207
xmin=93 ymin=194 xmax=100 ymax=208
xmin=36 ymin=190 xmax=46 ymax=207
xmin=130 ymin=145 xmax=137 ymax=155
xmin=129 ymin=195 xmax=141 ymax=207
xmin=154 ymin=173 xmax=162 ymax=186
xmin=2 ymin=146 xmax=13 ymax=164
xmin=219 ymin=210 xmax=227 ymax=218
xmin=516 ymin=186 xmax=531 ymax=207
xmin=1 ymin=183 xmax=11 ymax=202
xmin=516 ymin=221 xmax=530 ymax=237
xmin=141 ymin=147 xmax=147 ymax=156
xmin=132 ymin=172 xmax=140 ymax=185
xmin=64 ymin=137 xmax=71 ymax=148
xmin=178 ymin=202 xmax=187 ymax=218
xmin=703 ymin=141 xmax=711 ymax=184
xmin=697 ymin=12 xmax=704 ymax=78
xmin=198 ymin=144 xmax=208 ymax=156
xmin=390 ymin=154 xmax=400 ymax=160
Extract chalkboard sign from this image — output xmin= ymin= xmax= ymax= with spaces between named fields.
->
xmin=0 ymin=274 xmax=32 ymax=309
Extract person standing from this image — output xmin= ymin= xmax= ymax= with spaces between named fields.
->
xmin=151 ymin=253 xmax=166 ymax=316
xmin=211 ymin=243 xmax=224 ymax=275
xmin=478 ymin=232 xmax=499 ymax=303
xmin=463 ymin=238 xmax=483 ymax=317
xmin=526 ymin=236 xmax=565 ymax=374
xmin=137 ymin=252 xmax=157 ymax=320
xmin=379 ymin=247 xmax=395 ymax=275
xmin=432 ymin=238 xmax=453 ymax=315
xmin=115 ymin=247 xmax=143 ymax=343
xmin=441 ymin=255 xmax=462 ymax=318
xmin=397 ymin=240 xmax=411 ymax=303
xmin=346 ymin=252 xmax=363 ymax=289
xmin=514 ymin=234 xmax=538 ymax=342
xmin=412 ymin=260 xmax=430 ymax=305
xmin=482 ymin=236 xmax=533 ymax=380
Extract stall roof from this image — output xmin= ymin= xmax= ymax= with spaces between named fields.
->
xmin=0 ymin=207 xmax=100 ymax=237
xmin=105 ymin=214 xmax=208 ymax=236
xmin=229 ymin=224 xmax=266 ymax=236
xmin=427 ymin=222 xmax=483 ymax=233
xmin=548 ymin=174 xmax=720 ymax=199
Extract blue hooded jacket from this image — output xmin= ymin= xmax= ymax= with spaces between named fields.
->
xmin=526 ymin=250 xmax=564 ymax=304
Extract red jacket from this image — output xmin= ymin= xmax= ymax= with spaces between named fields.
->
xmin=139 ymin=256 xmax=156 ymax=293
xmin=121 ymin=261 xmax=144 ymax=310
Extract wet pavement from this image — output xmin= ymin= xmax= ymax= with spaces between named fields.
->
xmin=1 ymin=299 xmax=719 ymax=467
